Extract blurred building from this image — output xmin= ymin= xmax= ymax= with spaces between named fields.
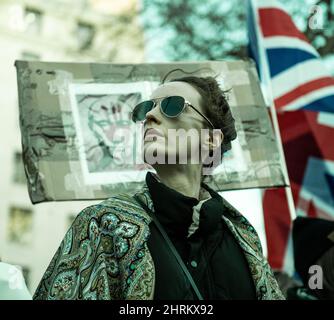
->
xmin=0 ymin=0 xmax=144 ymax=295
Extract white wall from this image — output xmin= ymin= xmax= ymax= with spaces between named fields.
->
xmin=220 ymin=189 xmax=268 ymax=257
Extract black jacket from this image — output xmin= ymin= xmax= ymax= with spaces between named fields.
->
xmin=146 ymin=172 xmax=256 ymax=299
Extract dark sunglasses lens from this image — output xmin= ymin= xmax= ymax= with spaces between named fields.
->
xmin=132 ymin=100 xmax=154 ymax=122
xmin=161 ymin=96 xmax=184 ymax=117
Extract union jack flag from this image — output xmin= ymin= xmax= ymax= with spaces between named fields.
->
xmin=247 ymin=0 xmax=334 ymax=273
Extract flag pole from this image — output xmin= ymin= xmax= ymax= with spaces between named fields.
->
xmin=250 ymin=0 xmax=297 ymax=221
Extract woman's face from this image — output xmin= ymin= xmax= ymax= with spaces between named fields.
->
xmin=143 ymin=81 xmax=210 ymax=165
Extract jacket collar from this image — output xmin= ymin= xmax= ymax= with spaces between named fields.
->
xmin=131 ymin=174 xmax=284 ymax=300
xmin=133 ymin=173 xmax=262 ymax=257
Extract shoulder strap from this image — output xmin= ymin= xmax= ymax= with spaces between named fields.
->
xmin=133 ymin=194 xmax=204 ymax=300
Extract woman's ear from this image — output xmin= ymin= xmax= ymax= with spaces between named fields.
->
xmin=209 ymin=130 xmax=224 ymax=150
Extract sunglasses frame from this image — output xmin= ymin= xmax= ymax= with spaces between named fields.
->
xmin=132 ymin=95 xmax=215 ymax=129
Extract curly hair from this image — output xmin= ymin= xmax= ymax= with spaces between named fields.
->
xmin=168 ymin=76 xmax=237 ymax=158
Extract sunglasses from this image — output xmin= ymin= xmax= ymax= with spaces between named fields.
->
xmin=131 ymin=95 xmax=214 ymax=129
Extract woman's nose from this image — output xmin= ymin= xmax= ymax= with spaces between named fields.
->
xmin=145 ymin=104 xmax=162 ymax=124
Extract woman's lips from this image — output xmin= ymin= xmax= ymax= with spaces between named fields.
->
xmin=144 ymin=128 xmax=164 ymax=141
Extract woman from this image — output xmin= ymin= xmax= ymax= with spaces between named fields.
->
xmin=33 ymin=76 xmax=284 ymax=300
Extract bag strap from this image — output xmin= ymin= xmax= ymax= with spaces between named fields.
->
xmin=133 ymin=194 xmax=204 ymax=300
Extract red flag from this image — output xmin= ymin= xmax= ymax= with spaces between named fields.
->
xmin=248 ymin=0 xmax=334 ymax=272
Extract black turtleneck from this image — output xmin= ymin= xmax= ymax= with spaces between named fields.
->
xmin=147 ymin=172 xmax=199 ymax=239
xmin=145 ymin=171 xmax=256 ymax=300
